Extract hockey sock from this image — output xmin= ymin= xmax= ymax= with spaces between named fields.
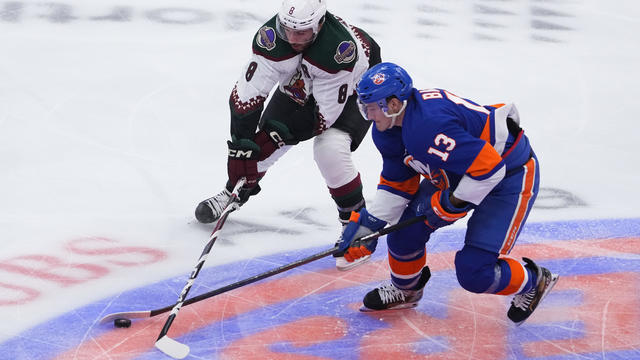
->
xmin=495 ymin=257 xmax=538 ymax=295
xmin=388 ymin=248 xmax=427 ymax=290
xmin=329 ymin=173 xmax=365 ymax=223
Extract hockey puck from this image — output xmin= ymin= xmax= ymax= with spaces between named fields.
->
xmin=114 ymin=318 xmax=132 ymax=328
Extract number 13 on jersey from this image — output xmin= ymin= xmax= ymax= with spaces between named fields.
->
xmin=419 ymin=89 xmax=487 ymax=162
xmin=428 ymin=134 xmax=456 ymax=161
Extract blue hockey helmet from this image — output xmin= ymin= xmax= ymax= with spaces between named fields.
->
xmin=356 ymin=62 xmax=413 ymax=104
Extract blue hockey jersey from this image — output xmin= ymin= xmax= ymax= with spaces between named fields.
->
xmin=368 ymin=88 xmax=532 ymax=223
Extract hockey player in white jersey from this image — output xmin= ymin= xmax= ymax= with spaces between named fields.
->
xmin=195 ymin=0 xmax=381 ymax=270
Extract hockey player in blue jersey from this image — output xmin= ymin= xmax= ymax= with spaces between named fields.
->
xmin=338 ymin=62 xmax=559 ymax=325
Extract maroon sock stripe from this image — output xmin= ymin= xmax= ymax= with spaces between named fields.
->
xmin=329 ymin=173 xmax=362 ymax=198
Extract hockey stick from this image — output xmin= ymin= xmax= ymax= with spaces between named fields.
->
xmin=154 ymin=178 xmax=246 ymax=359
xmin=100 ymin=214 xmax=427 ymax=327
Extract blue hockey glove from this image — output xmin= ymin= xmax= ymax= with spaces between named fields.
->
xmin=418 ymin=188 xmax=470 ymax=230
xmin=338 ymin=208 xmax=387 ymax=262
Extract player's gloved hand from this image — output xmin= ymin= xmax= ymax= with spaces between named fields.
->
xmin=227 ymin=138 xmax=261 ymax=202
xmin=417 ymin=188 xmax=470 ymax=230
xmin=338 ymin=208 xmax=387 ymax=262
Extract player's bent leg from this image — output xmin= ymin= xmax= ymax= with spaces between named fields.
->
xmin=314 ymin=129 xmax=368 ymax=270
xmin=313 ymin=128 xmax=363 ymax=222
xmin=454 ymin=245 xmax=507 ymax=294
xmin=454 ymin=245 xmax=559 ymax=325
xmin=455 ymin=245 xmax=540 ymax=295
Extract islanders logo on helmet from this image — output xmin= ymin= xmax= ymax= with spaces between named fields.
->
xmin=256 ymin=26 xmax=277 ymax=51
xmin=372 ymin=73 xmax=386 ymax=85
xmin=334 ymin=41 xmax=356 ymax=64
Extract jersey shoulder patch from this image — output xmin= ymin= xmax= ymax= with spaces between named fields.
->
xmin=303 ymin=12 xmax=358 ymax=74
xmin=252 ymin=16 xmax=298 ymax=61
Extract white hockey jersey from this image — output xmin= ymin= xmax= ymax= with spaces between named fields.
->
xmin=229 ymin=12 xmax=377 ymax=141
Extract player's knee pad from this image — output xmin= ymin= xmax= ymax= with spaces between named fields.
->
xmin=313 ymin=128 xmax=356 ymax=188
xmin=454 ymin=245 xmax=500 ymax=294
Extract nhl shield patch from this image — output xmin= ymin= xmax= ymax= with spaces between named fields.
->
xmin=334 ymin=41 xmax=356 ymax=64
xmin=256 ymin=26 xmax=277 ymax=51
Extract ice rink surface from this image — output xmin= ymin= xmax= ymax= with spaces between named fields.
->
xmin=1 ymin=0 xmax=639 ymax=359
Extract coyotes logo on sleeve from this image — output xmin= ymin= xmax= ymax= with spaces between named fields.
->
xmin=334 ymin=41 xmax=356 ymax=64
xmin=256 ymin=26 xmax=277 ymax=51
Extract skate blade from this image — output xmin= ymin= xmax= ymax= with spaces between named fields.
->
xmin=359 ymin=302 xmax=419 ymax=312
xmin=540 ymin=274 xmax=560 ymax=303
xmin=335 ymin=255 xmax=371 ymax=271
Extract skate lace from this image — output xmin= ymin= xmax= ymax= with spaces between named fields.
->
xmin=207 ymin=190 xmax=231 ymax=214
xmin=511 ymin=288 xmax=536 ymax=311
xmin=378 ymin=283 xmax=406 ymax=304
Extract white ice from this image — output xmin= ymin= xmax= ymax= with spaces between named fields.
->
xmin=0 ymin=0 xmax=639 ymax=343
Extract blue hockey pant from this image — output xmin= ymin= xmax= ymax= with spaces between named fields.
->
xmin=387 ymin=156 xmax=540 ymax=295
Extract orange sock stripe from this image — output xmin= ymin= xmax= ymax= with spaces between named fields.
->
xmin=388 ymin=252 xmax=426 ymax=277
xmin=496 ymin=257 xmax=526 ymax=295
xmin=500 ymin=157 xmax=536 ymax=254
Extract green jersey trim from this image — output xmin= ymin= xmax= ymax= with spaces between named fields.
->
xmin=252 ymin=15 xmax=298 ymax=61
xmin=302 ymin=12 xmax=359 ymax=74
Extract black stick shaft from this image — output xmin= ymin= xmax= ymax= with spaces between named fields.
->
xmin=155 ymin=179 xmax=245 ymax=340
xmin=148 ymin=214 xmax=426 ymax=317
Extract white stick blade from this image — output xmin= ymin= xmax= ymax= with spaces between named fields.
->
xmin=155 ymin=335 xmax=190 ymax=359
xmin=99 ymin=311 xmax=151 ymax=324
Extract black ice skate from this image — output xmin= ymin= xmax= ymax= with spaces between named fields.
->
xmin=360 ymin=266 xmax=431 ymax=312
xmin=507 ymin=257 xmax=559 ymax=325
xmin=195 ymin=188 xmax=231 ymax=223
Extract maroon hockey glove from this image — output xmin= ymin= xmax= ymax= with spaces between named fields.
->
xmin=227 ymin=138 xmax=261 ymax=190
xmin=227 ymin=124 xmax=292 ymax=203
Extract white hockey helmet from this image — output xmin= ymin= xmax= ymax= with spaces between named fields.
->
xmin=276 ymin=0 xmax=327 ymax=44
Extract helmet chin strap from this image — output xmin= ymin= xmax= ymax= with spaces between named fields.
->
xmin=382 ymin=100 xmax=407 ymax=130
